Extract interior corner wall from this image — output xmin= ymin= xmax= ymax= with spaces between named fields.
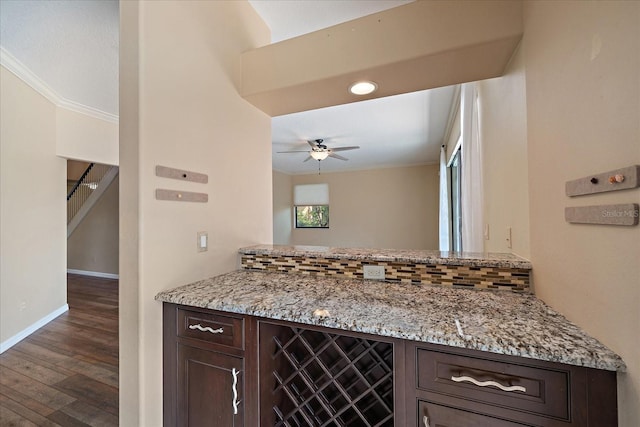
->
xmin=523 ymin=2 xmax=640 ymax=425
xmin=67 ymin=175 xmax=119 ymax=275
xmin=273 ymin=170 xmax=293 ymax=245
xmin=0 ymin=65 xmax=67 ymax=346
xmin=288 ymin=165 xmax=439 ymax=250
xmin=56 ymin=107 xmax=119 ymax=166
xmin=477 ymin=44 xmax=530 ymax=258
xmin=118 ymin=0 xmax=140 ymax=423
xmin=121 ymin=1 xmax=272 ymax=425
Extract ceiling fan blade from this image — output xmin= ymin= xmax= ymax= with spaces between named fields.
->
xmin=329 ymin=153 xmax=348 ymax=161
xmin=307 ymin=140 xmax=318 ymax=148
xmin=330 ymin=146 xmax=360 ymax=152
xmin=277 ymin=150 xmax=309 ymax=153
xmin=303 ymin=155 xmax=313 ymax=162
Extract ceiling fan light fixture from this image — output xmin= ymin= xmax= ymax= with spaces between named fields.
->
xmin=310 ymin=151 xmax=330 ymax=161
xmin=349 ymin=81 xmax=377 ymax=96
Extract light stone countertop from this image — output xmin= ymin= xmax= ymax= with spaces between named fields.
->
xmin=239 ymin=244 xmax=532 ymax=269
xmin=155 ymin=270 xmax=624 ymax=371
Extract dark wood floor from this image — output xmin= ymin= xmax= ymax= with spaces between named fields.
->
xmin=0 ymin=274 xmax=118 ymax=426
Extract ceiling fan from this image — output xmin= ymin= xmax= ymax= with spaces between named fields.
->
xmin=277 ymin=139 xmax=360 ymax=162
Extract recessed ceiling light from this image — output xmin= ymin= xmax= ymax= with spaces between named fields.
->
xmin=349 ymin=81 xmax=377 ymax=96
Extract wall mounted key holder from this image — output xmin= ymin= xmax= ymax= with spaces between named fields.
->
xmin=566 ymin=165 xmax=639 ymax=197
xmin=156 ymin=165 xmax=208 ymax=184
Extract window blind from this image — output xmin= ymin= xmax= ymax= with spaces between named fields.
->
xmin=294 ymin=184 xmax=329 ymax=205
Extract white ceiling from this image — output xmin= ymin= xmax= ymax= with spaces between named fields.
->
xmin=0 ymin=0 xmax=456 ymax=175
xmin=249 ymin=0 xmax=457 ymax=175
xmin=0 ymin=0 xmax=119 ymax=116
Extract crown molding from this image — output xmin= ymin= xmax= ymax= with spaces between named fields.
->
xmin=0 ymin=46 xmax=119 ymax=123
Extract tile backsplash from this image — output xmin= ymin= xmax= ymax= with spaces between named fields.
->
xmin=240 ymin=253 xmax=531 ymax=292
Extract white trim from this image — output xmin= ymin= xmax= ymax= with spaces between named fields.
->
xmin=0 ymin=47 xmax=119 ymax=124
xmin=0 ymin=304 xmax=69 ymax=353
xmin=67 ymin=269 xmax=119 ymax=280
xmin=447 ymin=134 xmax=462 ymax=168
xmin=442 ymin=84 xmax=461 ymax=147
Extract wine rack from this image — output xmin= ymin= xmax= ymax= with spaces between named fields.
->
xmin=260 ymin=323 xmax=394 ymax=427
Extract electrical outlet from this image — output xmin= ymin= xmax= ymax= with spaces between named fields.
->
xmin=19 ymin=301 xmax=26 ymax=311
xmin=363 ymin=265 xmax=385 ymax=280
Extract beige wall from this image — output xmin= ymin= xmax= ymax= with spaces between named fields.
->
xmin=0 ymin=66 xmax=67 ymax=344
xmin=119 ymin=1 xmax=271 ymax=425
xmin=118 ymin=0 xmax=140 ymax=420
xmin=273 ymin=170 xmax=293 ymax=245
xmin=478 ymin=44 xmax=530 ymax=258
xmin=523 ymin=2 xmax=639 ymax=425
xmin=274 ymin=165 xmax=439 ymax=250
xmin=67 ymin=159 xmax=92 ymax=181
xmin=56 ymin=108 xmax=119 ymax=166
xmin=68 ymin=175 xmax=119 ymax=275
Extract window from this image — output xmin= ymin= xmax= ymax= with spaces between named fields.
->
xmin=295 ymin=205 xmax=329 ymax=228
xmin=294 ymin=184 xmax=329 ymax=229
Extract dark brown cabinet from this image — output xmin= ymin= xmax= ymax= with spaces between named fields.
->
xmin=419 ymin=401 xmax=529 ymax=427
xmin=177 ymin=345 xmax=244 ymax=426
xmin=163 ymin=303 xmax=618 ymax=426
xmin=163 ymin=304 xmax=257 ymax=427
xmin=406 ymin=342 xmax=618 ymax=427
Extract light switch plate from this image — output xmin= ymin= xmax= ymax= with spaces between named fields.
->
xmin=197 ymin=231 xmax=208 ymax=252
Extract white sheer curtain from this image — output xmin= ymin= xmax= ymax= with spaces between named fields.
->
xmin=460 ymin=83 xmax=484 ymax=252
xmin=438 ymin=145 xmax=450 ymax=251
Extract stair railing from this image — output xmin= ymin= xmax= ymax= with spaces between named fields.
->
xmin=67 ymin=162 xmax=111 ymax=224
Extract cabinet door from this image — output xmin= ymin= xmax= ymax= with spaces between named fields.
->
xmin=178 ymin=344 xmax=244 ymax=427
xmin=419 ymin=400 xmax=531 ymax=427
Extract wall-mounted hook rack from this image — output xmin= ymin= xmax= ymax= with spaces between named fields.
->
xmin=156 ymin=165 xmax=208 ymax=184
xmin=566 ymin=165 xmax=639 ymax=197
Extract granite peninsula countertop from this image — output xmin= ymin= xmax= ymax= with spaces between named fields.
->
xmin=240 ymin=244 xmax=532 ymax=269
xmin=155 ymin=270 xmax=624 ymax=372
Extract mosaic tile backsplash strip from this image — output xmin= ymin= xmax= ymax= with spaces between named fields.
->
xmin=240 ymin=251 xmax=531 ymax=292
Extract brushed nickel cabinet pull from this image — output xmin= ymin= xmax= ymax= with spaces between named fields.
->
xmin=423 ymin=415 xmax=430 ymax=426
xmin=232 ymin=368 xmax=240 ymax=415
xmin=188 ymin=323 xmax=223 ymax=334
xmin=451 ymin=375 xmax=526 ymax=393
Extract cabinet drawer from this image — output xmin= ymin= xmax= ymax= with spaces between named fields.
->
xmin=416 ymin=348 xmax=569 ymax=421
xmin=177 ymin=308 xmax=244 ymax=350
xmin=418 ymin=400 xmax=531 ymax=427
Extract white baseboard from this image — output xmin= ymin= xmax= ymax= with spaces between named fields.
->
xmin=67 ymin=269 xmax=119 ymax=280
xmin=0 ymin=304 xmax=69 ymax=353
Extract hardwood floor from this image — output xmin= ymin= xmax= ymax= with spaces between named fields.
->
xmin=0 ymin=274 xmax=118 ymax=426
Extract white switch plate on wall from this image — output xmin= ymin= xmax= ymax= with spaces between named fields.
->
xmin=197 ymin=231 xmax=208 ymax=252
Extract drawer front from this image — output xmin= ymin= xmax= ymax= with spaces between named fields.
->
xmin=416 ymin=348 xmax=569 ymax=420
xmin=177 ymin=308 xmax=244 ymax=349
xmin=418 ymin=400 xmax=531 ymax=427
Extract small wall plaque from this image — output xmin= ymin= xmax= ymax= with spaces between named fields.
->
xmin=156 ymin=189 xmax=208 ymax=203
xmin=156 ymin=165 xmax=208 ymax=184
xmin=566 ymin=165 xmax=639 ymax=197
xmin=565 ymin=204 xmax=639 ymax=226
